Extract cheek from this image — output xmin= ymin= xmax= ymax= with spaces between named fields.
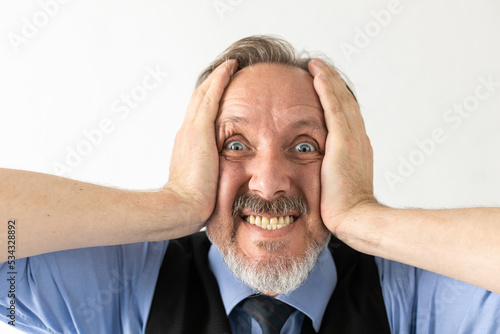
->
xmin=207 ymin=160 xmax=249 ymax=248
xmin=217 ymin=159 xmax=249 ymax=206
xmin=301 ymin=161 xmax=330 ymax=240
xmin=292 ymin=161 xmax=322 ymax=213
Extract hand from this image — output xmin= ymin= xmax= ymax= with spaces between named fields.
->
xmin=164 ymin=59 xmax=238 ymax=233
xmin=309 ymin=60 xmax=500 ymax=295
xmin=308 ymin=59 xmax=378 ymax=235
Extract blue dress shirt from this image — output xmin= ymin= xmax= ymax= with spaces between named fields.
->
xmin=208 ymin=244 xmax=336 ymax=333
xmin=1 ymin=239 xmax=500 ymax=333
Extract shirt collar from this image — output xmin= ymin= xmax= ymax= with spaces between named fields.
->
xmin=208 ymin=244 xmax=337 ymax=332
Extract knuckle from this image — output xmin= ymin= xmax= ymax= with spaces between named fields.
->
xmin=329 ymin=104 xmax=343 ymax=114
xmin=201 ymin=95 xmax=213 ymax=107
xmin=338 ymin=91 xmax=352 ymax=103
xmin=192 ymin=88 xmax=204 ymax=101
xmin=339 ymin=133 xmax=350 ymax=145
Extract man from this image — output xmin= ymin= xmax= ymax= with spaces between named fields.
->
xmin=1 ymin=35 xmax=499 ymax=333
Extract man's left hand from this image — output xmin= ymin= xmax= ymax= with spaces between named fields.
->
xmin=308 ymin=59 xmax=378 ymax=237
xmin=309 ymin=59 xmax=500 ymax=294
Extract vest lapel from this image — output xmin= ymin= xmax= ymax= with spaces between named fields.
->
xmin=146 ymin=233 xmax=391 ymax=334
xmin=301 ymin=237 xmax=391 ymax=333
xmin=145 ymin=233 xmax=232 ymax=334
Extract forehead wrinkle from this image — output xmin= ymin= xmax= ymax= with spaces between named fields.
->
xmin=219 ymin=99 xmax=268 ymax=116
xmin=217 ymin=112 xmax=326 ymax=137
xmin=281 ymin=104 xmax=323 ymax=112
xmin=289 ymin=119 xmax=327 ymax=135
xmin=217 ymin=115 xmax=250 ymax=126
xmin=216 ymin=115 xmax=250 ymax=134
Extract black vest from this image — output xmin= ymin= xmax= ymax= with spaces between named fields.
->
xmin=146 ymin=232 xmax=391 ymax=333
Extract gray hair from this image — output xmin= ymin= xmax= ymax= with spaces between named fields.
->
xmin=195 ymin=35 xmax=356 ymax=99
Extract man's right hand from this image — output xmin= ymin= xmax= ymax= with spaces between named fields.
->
xmin=0 ymin=60 xmax=238 ymax=261
xmin=163 ymin=59 xmax=238 ymax=234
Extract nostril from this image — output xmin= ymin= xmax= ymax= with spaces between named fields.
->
xmin=248 ymin=173 xmax=292 ymax=198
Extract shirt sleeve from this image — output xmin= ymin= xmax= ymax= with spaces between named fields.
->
xmin=0 ymin=241 xmax=169 ymax=334
xmin=375 ymin=257 xmax=500 ymax=334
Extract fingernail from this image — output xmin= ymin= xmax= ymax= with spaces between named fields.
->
xmin=318 ymin=73 xmax=327 ymax=81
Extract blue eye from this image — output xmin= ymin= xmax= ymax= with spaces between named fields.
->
xmin=226 ymin=141 xmax=246 ymax=151
xmin=294 ymin=143 xmax=315 ymax=153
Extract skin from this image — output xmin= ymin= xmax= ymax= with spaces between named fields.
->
xmin=0 ymin=60 xmax=239 ymax=260
xmin=1 ymin=58 xmax=499 ymax=295
xmin=309 ymin=59 xmax=500 ymax=294
xmin=206 ymin=63 xmax=330 ymax=263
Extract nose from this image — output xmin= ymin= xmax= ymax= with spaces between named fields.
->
xmin=247 ymin=153 xmax=292 ymax=200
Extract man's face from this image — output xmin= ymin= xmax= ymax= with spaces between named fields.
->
xmin=206 ymin=63 xmax=331 ymax=294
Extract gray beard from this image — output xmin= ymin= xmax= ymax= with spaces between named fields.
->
xmin=207 ymin=193 xmax=330 ymax=295
xmin=221 ymin=237 xmax=328 ymax=295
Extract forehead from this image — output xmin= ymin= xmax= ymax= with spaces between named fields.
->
xmin=216 ymin=63 xmax=325 ymax=131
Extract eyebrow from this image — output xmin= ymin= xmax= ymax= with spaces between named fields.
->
xmin=290 ymin=119 xmax=325 ymax=131
xmin=217 ymin=116 xmax=250 ymax=126
xmin=217 ymin=116 xmax=327 ymax=134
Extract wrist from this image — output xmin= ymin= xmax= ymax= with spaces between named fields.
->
xmin=152 ymin=187 xmax=208 ymax=240
xmin=335 ymin=200 xmax=389 ymax=256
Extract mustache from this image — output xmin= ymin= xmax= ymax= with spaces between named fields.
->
xmin=231 ymin=194 xmax=309 ymax=217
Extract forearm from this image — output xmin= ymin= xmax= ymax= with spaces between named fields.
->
xmin=0 ymin=168 xmax=199 ymax=261
xmin=337 ymin=204 xmax=500 ymax=294
xmin=309 ymin=60 xmax=500 ymax=293
xmin=0 ymin=62 xmax=237 ymax=262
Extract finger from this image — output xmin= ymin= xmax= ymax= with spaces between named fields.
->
xmin=194 ymin=59 xmax=238 ymax=125
xmin=326 ymin=67 xmax=367 ymax=137
xmin=185 ymin=59 xmax=238 ymax=123
xmin=312 ymin=71 xmax=351 ymax=145
xmin=309 ymin=59 xmax=366 ymax=137
xmin=309 ymin=59 xmax=363 ymax=135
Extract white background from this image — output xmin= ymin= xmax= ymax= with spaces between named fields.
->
xmin=1 ymin=0 xmax=499 ymax=332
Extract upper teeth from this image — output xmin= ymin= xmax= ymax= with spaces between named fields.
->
xmin=244 ymin=215 xmax=296 ymax=230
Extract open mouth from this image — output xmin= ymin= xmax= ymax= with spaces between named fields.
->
xmin=243 ymin=215 xmax=299 ymax=230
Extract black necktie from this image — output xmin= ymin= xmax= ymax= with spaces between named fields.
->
xmin=239 ymin=294 xmax=296 ymax=334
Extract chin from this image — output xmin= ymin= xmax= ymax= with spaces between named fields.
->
xmin=208 ymin=214 xmax=331 ymax=295
xmin=226 ymin=230 xmax=329 ymax=295
xmin=207 ymin=193 xmax=331 ymax=294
